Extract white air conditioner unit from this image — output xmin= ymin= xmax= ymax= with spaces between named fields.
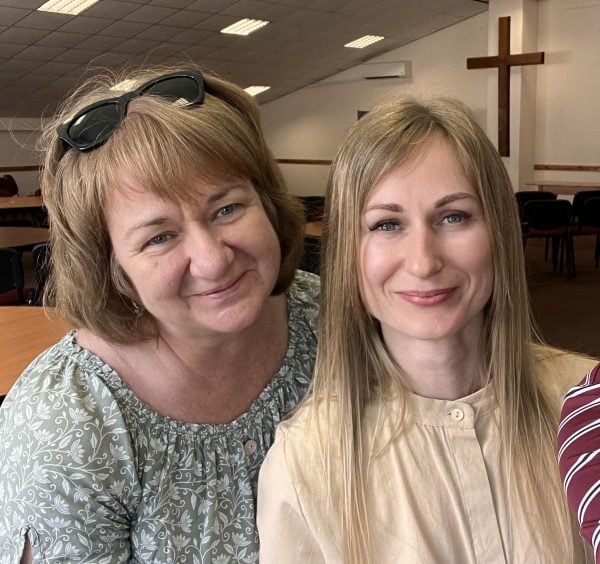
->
xmin=361 ymin=61 xmax=411 ymax=79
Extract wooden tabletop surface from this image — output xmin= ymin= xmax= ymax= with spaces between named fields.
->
xmin=0 ymin=307 xmax=70 ymax=397
xmin=527 ymin=181 xmax=600 ymax=195
xmin=0 ymin=226 xmax=49 ymax=250
xmin=305 ymin=220 xmax=323 ymax=237
xmin=0 ymin=196 xmax=43 ymax=209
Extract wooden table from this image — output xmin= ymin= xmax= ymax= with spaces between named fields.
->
xmin=526 ymin=181 xmax=600 ymax=196
xmin=0 ymin=226 xmax=48 ymax=250
xmin=0 ymin=307 xmax=70 ymax=397
xmin=0 ymin=196 xmax=43 ymax=209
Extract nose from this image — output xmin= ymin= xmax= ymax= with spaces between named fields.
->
xmin=403 ymin=225 xmax=443 ymax=279
xmin=187 ymin=225 xmax=234 ymax=280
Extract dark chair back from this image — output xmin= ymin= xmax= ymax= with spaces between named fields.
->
xmin=579 ymin=197 xmax=600 ymax=228
xmin=515 ymin=190 xmax=556 ymax=219
xmin=298 ymin=196 xmax=325 ymax=223
xmin=299 ymin=236 xmax=321 ymax=275
xmin=0 ymin=175 xmax=18 ymax=197
xmin=572 ymin=190 xmax=600 ymax=222
xmin=523 ymin=199 xmax=572 ymax=231
xmin=0 ymin=248 xmax=25 ymax=304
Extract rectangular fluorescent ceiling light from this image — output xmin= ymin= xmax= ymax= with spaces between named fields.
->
xmin=221 ymin=18 xmax=269 ymax=36
xmin=245 ymin=85 xmax=271 ymax=96
xmin=37 ymin=0 xmax=99 ymax=15
xmin=344 ymin=35 xmax=385 ymax=49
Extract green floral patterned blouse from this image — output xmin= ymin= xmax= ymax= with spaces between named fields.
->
xmin=0 ymin=271 xmax=319 ymax=563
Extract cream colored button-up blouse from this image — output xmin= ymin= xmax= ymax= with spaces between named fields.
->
xmin=258 ymin=349 xmax=597 ymax=563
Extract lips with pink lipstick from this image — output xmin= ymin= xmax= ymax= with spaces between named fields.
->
xmin=396 ymin=287 xmax=457 ymax=306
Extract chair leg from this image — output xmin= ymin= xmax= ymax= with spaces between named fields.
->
xmin=551 ymin=236 xmax=560 ymax=272
xmin=566 ymin=235 xmax=576 ymax=279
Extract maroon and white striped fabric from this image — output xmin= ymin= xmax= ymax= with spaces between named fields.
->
xmin=558 ymin=362 xmax=600 ymax=561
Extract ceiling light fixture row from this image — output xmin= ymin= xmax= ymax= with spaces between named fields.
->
xmin=36 ymin=4 xmax=385 ymax=97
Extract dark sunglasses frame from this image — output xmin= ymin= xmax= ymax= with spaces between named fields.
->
xmin=57 ymin=71 xmax=205 ymax=152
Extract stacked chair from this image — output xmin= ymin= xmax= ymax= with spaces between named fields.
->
xmin=0 ymin=248 xmax=26 ymax=305
xmin=567 ymin=191 xmax=600 ymax=277
xmin=522 ymin=199 xmax=573 ymax=278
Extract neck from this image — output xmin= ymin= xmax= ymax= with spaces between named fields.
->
xmin=76 ymin=294 xmax=289 ymax=423
xmin=384 ymin=324 xmax=486 ymax=401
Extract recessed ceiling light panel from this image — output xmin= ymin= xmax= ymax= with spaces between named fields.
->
xmin=37 ymin=0 xmax=99 ymax=15
xmin=244 ymin=85 xmax=271 ymax=96
xmin=344 ymin=35 xmax=385 ymax=49
xmin=221 ymin=18 xmax=269 ymax=36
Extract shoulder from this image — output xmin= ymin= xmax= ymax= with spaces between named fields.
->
xmin=533 ymin=344 xmax=599 ymax=405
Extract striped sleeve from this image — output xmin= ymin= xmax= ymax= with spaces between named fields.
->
xmin=558 ymin=362 xmax=600 ymax=561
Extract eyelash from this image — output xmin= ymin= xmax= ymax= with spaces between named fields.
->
xmin=215 ymin=203 xmax=241 ymax=218
xmin=369 ymin=212 xmax=472 ymax=232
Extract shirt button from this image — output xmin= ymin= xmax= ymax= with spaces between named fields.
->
xmin=244 ymin=439 xmax=257 ymax=455
xmin=450 ymin=408 xmax=465 ymax=421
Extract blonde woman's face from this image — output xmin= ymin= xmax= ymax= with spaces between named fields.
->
xmin=359 ymin=134 xmax=493 ymax=352
xmin=105 ymin=174 xmax=281 ymax=341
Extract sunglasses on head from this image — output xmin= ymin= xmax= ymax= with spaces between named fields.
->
xmin=57 ymin=71 xmax=205 ymax=152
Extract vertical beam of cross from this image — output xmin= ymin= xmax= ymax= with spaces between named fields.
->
xmin=467 ymin=16 xmax=544 ymax=156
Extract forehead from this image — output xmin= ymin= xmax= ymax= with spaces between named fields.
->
xmin=103 ymin=173 xmax=254 ymax=219
xmin=366 ymin=135 xmax=475 ymax=204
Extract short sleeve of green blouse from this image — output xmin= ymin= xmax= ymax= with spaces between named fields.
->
xmin=0 ymin=270 xmax=319 ymax=563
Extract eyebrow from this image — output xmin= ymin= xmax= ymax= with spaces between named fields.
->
xmin=364 ymin=192 xmax=477 ymax=213
xmin=123 ymin=184 xmax=246 ymax=241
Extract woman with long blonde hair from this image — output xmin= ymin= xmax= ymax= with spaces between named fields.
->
xmin=257 ymin=95 xmax=595 ymax=563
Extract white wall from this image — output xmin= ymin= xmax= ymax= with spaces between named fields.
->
xmin=261 ymin=13 xmax=489 ymax=196
xmin=535 ymin=0 xmax=600 ymax=183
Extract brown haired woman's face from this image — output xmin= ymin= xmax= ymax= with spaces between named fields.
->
xmin=359 ymin=134 xmax=493 ymax=352
xmin=105 ymin=174 xmax=281 ymax=341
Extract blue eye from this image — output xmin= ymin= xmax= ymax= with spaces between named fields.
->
xmin=442 ymin=213 xmax=470 ymax=225
xmin=147 ymin=233 xmax=171 ymax=246
xmin=373 ymin=220 xmax=399 ymax=232
xmin=216 ymin=204 xmax=240 ymax=218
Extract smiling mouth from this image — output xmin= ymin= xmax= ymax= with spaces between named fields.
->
xmin=197 ymin=272 xmax=247 ymax=298
xmin=397 ymin=288 xmax=457 ymax=305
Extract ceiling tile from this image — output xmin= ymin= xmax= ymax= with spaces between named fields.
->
xmin=0 ymin=6 xmax=31 ymax=27
xmin=0 ymin=0 xmax=42 ymax=8
xmin=194 ymin=14 xmax=241 ymax=32
xmin=135 ymin=24 xmax=181 ymax=41
xmin=56 ymin=48 xmax=106 ymax=64
xmin=124 ymin=5 xmax=179 ymax=24
xmin=186 ymin=0 xmax=238 ymax=11
xmin=81 ymin=35 xmax=125 ymax=51
xmin=11 ymin=10 xmax=72 ymax=31
xmin=161 ymin=10 xmax=214 ymax=28
xmin=150 ymin=0 xmax=198 ymax=8
xmin=34 ymin=31 xmax=88 ymax=49
xmin=113 ymin=38 xmax=158 ymax=54
xmin=57 ymin=16 xmax=113 ymax=35
xmin=100 ymin=20 xmax=150 ymax=37
xmin=0 ymin=27 xmax=48 ymax=43
xmin=0 ymin=42 xmax=27 ymax=58
xmin=0 ymin=59 xmax=41 ymax=75
xmin=13 ymin=45 xmax=66 ymax=61
xmin=84 ymin=0 xmax=141 ymax=19
xmin=166 ymin=28 xmax=212 ymax=44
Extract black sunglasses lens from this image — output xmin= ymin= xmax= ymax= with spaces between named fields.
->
xmin=142 ymin=76 xmax=203 ymax=105
xmin=68 ymin=103 xmax=122 ymax=148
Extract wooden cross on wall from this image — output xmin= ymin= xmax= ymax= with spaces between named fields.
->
xmin=467 ymin=16 xmax=544 ymax=157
